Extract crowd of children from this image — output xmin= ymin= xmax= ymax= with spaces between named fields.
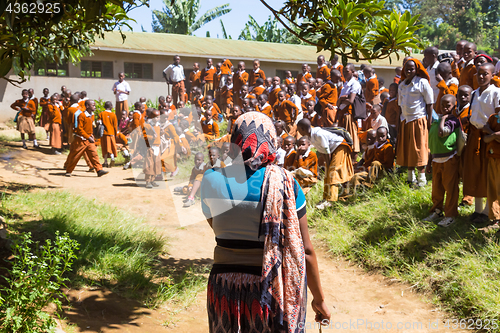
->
xmin=11 ymin=47 xmax=500 ymax=227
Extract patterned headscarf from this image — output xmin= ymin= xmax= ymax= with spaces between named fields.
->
xmin=230 ymin=111 xmax=277 ymax=171
xmin=401 ymin=58 xmax=430 ymax=82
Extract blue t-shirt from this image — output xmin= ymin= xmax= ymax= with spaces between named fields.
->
xmin=201 ymin=164 xmax=306 ymax=243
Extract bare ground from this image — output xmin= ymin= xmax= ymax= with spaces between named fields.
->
xmin=0 ymin=137 xmax=467 ymax=332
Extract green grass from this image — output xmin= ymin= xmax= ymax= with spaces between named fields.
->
xmin=307 ymin=174 xmax=500 ymax=327
xmin=0 ymin=127 xmax=46 ymax=142
xmin=0 ymin=190 xmax=208 ymax=308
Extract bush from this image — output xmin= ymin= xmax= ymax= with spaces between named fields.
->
xmin=0 ymin=232 xmax=78 ymax=333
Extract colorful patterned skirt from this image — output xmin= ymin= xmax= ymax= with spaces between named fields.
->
xmin=208 ymin=271 xmax=304 ymax=333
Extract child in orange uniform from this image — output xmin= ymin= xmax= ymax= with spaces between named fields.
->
xmin=268 ymin=76 xmax=282 ymax=107
xmin=220 ymin=58 xmax=233 ymax=87
xmin=372 ymin=126 xmax=395 ymax=173
xmin=458 ymin=42 xmax=478 ymax=89
xmin=201 ymin=58 xmax=216 ymax=97
xmin=384 ymin=83 xmax=401 ymax=139
xmin=174 ymin=152 xmax=206 ymax=196
xmin=290 ymin=136 xmax=318 ymax=194
xmin=39 ymin=88 xmax=50 ymax=139
xmin=220 ymin=75 xmax=234 ymax=118
xmin=363 ymin=66 xmax=380 ymax=106
xmin=232 ymin=61 xmax=249 ymax=95
xmin=189 ymin=62 xmax=201 ymax=93
xmin=483 ymin=102 xmax=500 ymax=226
xmin=297 ymin=63 xmax=312 ymax=83
xmin=435 ymin=62 xmax=459 ymax=114
xmin=47 ymin=94 xmax=63 ymax=154
xmin=201 ymin=109 xmax=220 ymax=140
xmin=316 ymin=55 xmax=330 ymax=81
xmin=98 ymin=101 xmax=118 ymax=167
xmin=11 ymin=89 xmax=38 ymax=149
xmin=283 ymin=135 xmax=297 ymax=171
xmin=251 ymin=78 xmax=266 ymax=97
xmin=257 ymin=94 xmax=273 ymax=118
xmin=249 ymin=59 xmax=266 ymax=87
xmin=64 ymin=100 xmax=108 ymax=177
xmin=143 ymin=109 xmax=162 ymax=188
xmin=285 ymin=71 xmax=295 ymax=86
xmin=274 ymin=91 xmax=298 ymax=133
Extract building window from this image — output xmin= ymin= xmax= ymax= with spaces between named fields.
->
xmin=124 ymin=62 xmax=153 ymax=79
xmin=81 ymin=61 xmax=113 ymax=78
xmin=276 ymin=70 xmax=298 ymax=81
xmin=35 ymin=62 xmax=69 ymax=77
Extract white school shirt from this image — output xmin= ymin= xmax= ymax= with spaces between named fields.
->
xmin=371 ymin=114 xmax=388 ymax=131
xmin=310 ymin=127 xmax=344 ymax=155
xmin=339 ymin=77 xmax=362 ymax=111
xmin=398 ymin=76 xmax=434 ymax=123
xmin=163 ymin=64 xmax=185 ymax=83
xmin=469 ymin=84 xmax=500 ymax=128
xmin=426 ymin=60 xmax=440 ymax=103
xmin=112 ymin=80 xmax=131 ymax=102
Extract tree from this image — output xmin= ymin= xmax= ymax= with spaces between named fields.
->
xmin=220 ymin=19 xmax=232 ymax=39
xmin=260 ymin=0 xmax=423 ymax=64
xmin=152 ymin=0 xmax=231 ymax=35
xmin=238 ymin=15 xmax=305 ymax=45
xmin=0 ymin=0 xmax=146 ymax=86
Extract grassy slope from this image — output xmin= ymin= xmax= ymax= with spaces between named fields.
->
xmin=0 ymin=190 xmax=207 ymax=308
xmin=306 ymin=174 xmax=500 ymax=324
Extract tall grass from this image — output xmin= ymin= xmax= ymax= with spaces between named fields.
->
xmin=0 ymin=190 xmax=208 ymax=306
xmin=307 ymin=174 xmax=500 ymax=325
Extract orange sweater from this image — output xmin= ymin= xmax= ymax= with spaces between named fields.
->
xmin=269 ymin=87 xmax=281 ymax=108
xmin=373 ymin=141 xmax=395 ymax=170
xmin=459 ymin=62 xmax=478 ymax=89
xmin=233 ymin=71 xmax=249 ymax=95
xmin=221 ymin=86 xmax=233 ymax=105
xmin=74 ymin=111 xmax=94 ymax=139
xmin=365 ymin=76 xmax=379 ymax=104
xmin=221 ymin=59 xmax=233 ymax=75
xmin=297 ymin=72 xmax=312 ymax=83
xmin=257 ymin=103 xmax=273 ymax=118
xmin=47 ymin=104 xmax=62 ymax=124
xmin=249 ymin=69 xmax=266 ymax=86
xmin=384 ymin=98 xmax=400 ymax=127
xmin=284 ymin=150 xmax=297 ymax=171
xmin=317 ymin=83 xmax=338 ymax=110
xmin=291 ymin=150 xmax=318 ymax=178
xmin=316 ymin=65 xmax=330 ymax=81
xmin=251 ymin=86 xmax=266 ymax=96
xmin=201 ymin=119 xmax=220 ymax=138
xmin=435 ymin=79 xmax=459 ymax=114
xmin=274 ymin=100 xmax=298 ymax=124
xmin=201 ymin=66 xmax=216 ymax=83
xmin=190 ymin=70 xmax=201 ymax=88
xmin=98 ymin=110 xmax=118 ymax=136
xmin=11 ymin=99 xmax=37 ymax=117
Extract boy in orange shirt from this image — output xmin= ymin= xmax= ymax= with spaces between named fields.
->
xmin=143 ymin=109 xmax=162 ymax=188
xmin=383 ymin=83 xmax=401 ymax=138
xmin=98 ymin=101 xmax=118 ymax=167
xmin=201 ymin=58 xmax=216 ymax=97
xmin=251 ymin=78 xmax=266 ymax=97
xmin=39 ymin=88 xmax=50 ymax=139
xmin=268 ymin=76 xmax=281 ymax=107
xmin=316 ymin=55 xmax=330 ymax=81
xmin=257 ymin=94 xmax=273 ymax=118
xmin=285 ymin=71 xmax=295 ymax=86
xmin=290 ymin=136 xmax=318 ymax=194
xmin=483 ymin=105 xmax=500 ymax=225
xmin=220 ymin=58 xmax=233 ymax=87
xmin=363 ymin=66 xmax=380 ymax=106
xmin=394 ymin=67 xmax=402 ymax=84
xmin=232 ymin=61 xmax=249 ymax=95
xmin=458 ymin=42 xmax=478 ymax=89
xmin=331 ymin=54 xmax=344 ymax=82
xmin=274 ymin=91 xmax=298 ymax=132
xmin=221 ymin=75 xmax=234 ymax=118
xmin=297 ymin=63 xmax=312 ymax=83
xmin=248 ymin=59 xmax=266 ymax=87
xmin=283 ymin=135 xmax=297 ymax=170
xmin=189 ymin=62 xmax=201 ymax=93
xmin=201 ymin=109 xmax=220 ymax=140
xmin=203 ymin=95 xmax=222 ymax=121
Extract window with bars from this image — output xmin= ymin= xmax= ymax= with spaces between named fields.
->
xmin=124 ymin=62 xmax=153 ymax=79
xmin=35 ymin=62 xmax=69 ymax=77
xmin=80 ymin=61 xmax=113 ymax=78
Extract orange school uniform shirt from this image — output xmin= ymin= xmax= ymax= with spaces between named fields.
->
xmin=249 ymin=69 xmax=266 ymax=86
xmin=283 ymin=150 xmax=297 ymax=171
xmin=274 ymin=100 xmax=298 ymax=124
xmin=384 ymin=98 xmax=400 ymax=127
xmin=221 ymin=60 xmax=233 ymax=75
xmin=78 ymin=99 xmax=88 ymax=111
xmin=40 ymin=97 xmax=49 ymax=113
xmin=316 ymin=65 xmax=331 ymax=81
xmin=455 ymin=104 xmax=470 ymax=133
xmin=206 ymin=103 xmax=221 ymax=118
xmin=233 ymin=71 xmax=249 ymax=95
xmin=221 ymin=85 xmax=234 ymax=106
xmin=67 ymin=104 xmax=81 ymax=128
xmin=11 ymin=99 xmax=36 ymax=117
xmin=47 ymin=104 xmax=62 ymax=124
xmin=459 ymin=61 xmax=478 ymax=89
xmin=291 ymin=149 xmax=318 ymax=178
xmin=190 ymin=70 xmax=202 ymax=88
xmin=98 ymin=110 xmax=118 ymax=136
xmin=297 ymin=72 xmax=312 ymax=83
xmin=318 ymin=83 xmax=338 ymax=110
xmin=269 ymin=87 xmax=281 ymax=108
xmin=300 ymin=94 xmax=315 ymax=112
xmin=251 ymin=85 xmax=266 ymax=97
xmin=451 ymin=59 xmax=464 ymax=79
xmin=257 ymin=103 xmax=273 ymax=118
xmin=393 ymin=75 xmax=401 ymax=84
xmin=373 ymin=141 xmax=395 ymax=170
xmin=285 ymin=77 xmax=295 ymax=86
xmin=201 ymin=66 xmax=216 ymax=83
xmin=365 ymin=76 xmax=379 ymax=104
xmin=201 ymin=119 xmax=220 ymax=138
xmin=130 ymin=111 xmax=144 ymax=131
xmin=75 ymin=111 xmax=94 ymax=139
xmin=331 ymin=63 xmax=344 ymax=81
xmin=435 ymin=78 xmax=459 ymax=114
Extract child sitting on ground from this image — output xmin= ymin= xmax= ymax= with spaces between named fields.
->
xmin=283 ymin=135 xmax=297 ymax=170
xmin=424 ymin=94 xmax=461 ymax=227
xmin=290 ymin=136 xmax=318 ymax=194
xmin=274 ymin=120 xmax=288 ymax=139
xmin=371 ymin=126 xmax=395 ymax=175
xmin=174 ymin=152 xmax=205 ymax=196
xmin=356 ymin=129 xmax=376 ymax=172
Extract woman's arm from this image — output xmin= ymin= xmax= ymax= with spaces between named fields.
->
xmin=299 ymin=213 xmax=331 ymax=324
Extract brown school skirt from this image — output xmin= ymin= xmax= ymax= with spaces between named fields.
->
xmin=342 ymin=113 xmax=360 ymax=153
xmin=396 ymin=117 xmax=428 ymax=168
xmin=101 ymin=135 xmax=118 ymax=157
xmin=49 ymin=122 xmax=62 ymax=149
xmin=161 ymin=142 xmax=177 ymax=173
xmin=463 ymin=125 xmax=488 ymax=197
xmin=17 ymin=115 xmax=36 ymax=134
xmin=144 ymin=147 xmax=162 ymax=176
xmin=325 ymin=144 xmax=354 ymax=185
xmin=40 ymin=110 xmax=50 ymax=130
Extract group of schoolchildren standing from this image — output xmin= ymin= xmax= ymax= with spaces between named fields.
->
xmin=10 ymin=46 xmax=500 ymax=228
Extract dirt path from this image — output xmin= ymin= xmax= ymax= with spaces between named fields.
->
xmin=0 ymin=138 xmax=466 ymax=332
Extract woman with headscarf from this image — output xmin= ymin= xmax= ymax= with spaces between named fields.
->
xmin=397 ymin=58 xmax=434 ymax=187
xmin=201 ymin=112 xmax=330 ymax=332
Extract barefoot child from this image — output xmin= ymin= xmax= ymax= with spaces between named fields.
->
xmin=424 ymin=94 xmax=461 ymax=227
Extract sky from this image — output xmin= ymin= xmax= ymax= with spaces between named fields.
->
xmin=125 ymin=0 xmax=285 ymax=39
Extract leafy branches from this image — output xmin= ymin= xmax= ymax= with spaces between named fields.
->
xmin=0 ymin=0 xmax=147 ymax=86
xmin=152 ymin=0 xmax=231 ymax=35
xmin=260 ymin=0 xmax=423 ymax=64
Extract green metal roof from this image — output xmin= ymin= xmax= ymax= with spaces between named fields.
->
xmin=92 ymin=31 xmax=421 ymax=67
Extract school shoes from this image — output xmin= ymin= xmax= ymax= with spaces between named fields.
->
xmin=423 ymin=209 xmax=443 ymax=222
xmin=102 ymin=162 xmax=109 ymax=168
xmin=110 ymin=160 xmax=115 ymax=167
xmin=437 ymin=217 xmax=455 ymax=227
xmin=87 ymin=168 xmax=95 ymax=172
xmin=146 ymin=182 xmax=153 ymax=189
xmin=183 ymin=198 xmax=196 ymax=207
xmin=34 ymin=144 xmax=40 ymax=149
xmin=65 ymin=173 xmax=71 ymax=177
xmin=151 ymin=181 xmax=159 ymax=187
xmin=97 ymin=170 xmax=109 ymax=177
xmin=123 ymin=162 xmax=131 ymax=170
xmin=22 ymin=143 xmax=28 ymax=149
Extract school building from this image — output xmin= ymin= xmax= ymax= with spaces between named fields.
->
xmin=0 ymin=31 xmax=421 ymax=122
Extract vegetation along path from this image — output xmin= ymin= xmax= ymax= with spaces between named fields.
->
xmin=0 ymin=138 xmax=469 ymax=332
